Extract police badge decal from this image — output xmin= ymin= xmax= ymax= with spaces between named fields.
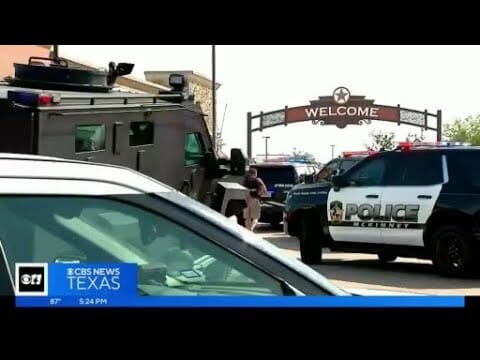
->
xmin=330 ymin=201 xmax=343 ymax=224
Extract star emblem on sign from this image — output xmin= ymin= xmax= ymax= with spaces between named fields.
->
xmin=333 ymin=87 xmax=350 ymax=105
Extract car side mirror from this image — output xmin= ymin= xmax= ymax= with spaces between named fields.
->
xmin=331 ymin=174 xmax=347 ymax=191
xmin=304 ymin=174 xmax=314 ymax=184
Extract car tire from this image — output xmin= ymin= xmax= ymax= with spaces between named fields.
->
xmin=299 ymin=215 xmax=322 ymax=265
xmin=377 ymin=252 xmax=397 ymax=263
xmin=431 ymin=225 xmax=475 ymax=277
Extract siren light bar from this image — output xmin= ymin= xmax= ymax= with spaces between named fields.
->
xmin=397 ymin=141 xmax=470 ymax=150
xmin=342 ymin=150 xmax=377 ymax=157
xmin=8 ymin=90 xmax=61 ymax=107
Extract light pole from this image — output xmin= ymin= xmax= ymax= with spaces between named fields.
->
xmin=263 ymin=136 xmax=270 ymax=161
xmin=211 ymin=45 xmax=217 ymax=151
xmin=330 ymin=144 xmax=336 ymax=159
xmin=50 ymin=45 xmax=59 ymax=60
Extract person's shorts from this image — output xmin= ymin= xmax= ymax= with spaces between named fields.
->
xmin=243 ymin=198 xmax=261 ymax=220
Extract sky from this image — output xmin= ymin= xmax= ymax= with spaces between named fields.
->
xmin=60 ymin=45 xmax=480 ymax=164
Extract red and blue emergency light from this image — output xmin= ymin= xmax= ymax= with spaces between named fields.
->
xmin=397 ymin=141 xmax=470 ymax=150
xmin=7 ymin=91 xmax=61 ymax=107
xmin=342 ymin=150 xmax=377 ymax=157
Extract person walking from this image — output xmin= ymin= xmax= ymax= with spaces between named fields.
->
xmin=243 ymin=168 xmax=267 ymax=231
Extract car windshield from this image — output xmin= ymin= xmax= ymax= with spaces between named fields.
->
xmin=0 ymin=195 xmax=296 ymax=296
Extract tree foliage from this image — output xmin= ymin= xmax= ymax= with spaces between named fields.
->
xmin=365 ymin=129 xmax=427 ymax=151
xmin=444 ymin=115 xmax=480 ymax=145
xmin=406 ymin=130 xmax=426 ymax=143
xmin=365 ymin=130 xmax=396 ymax=151
xmin=291 ymin=148 xmax=316 ymax=162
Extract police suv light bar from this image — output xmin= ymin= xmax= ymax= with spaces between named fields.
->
xmin=397 ymin=141 xmax=470 ymax=150
xmin=342 ymin=150 xmax=376 ymax=157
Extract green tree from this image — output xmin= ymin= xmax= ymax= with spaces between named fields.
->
xmin=406 ymin=129 xmax=426 ymax=143
xmin=291 ymin=148 xmax=316 ymax=163
xmin=365 ymin=130 xmax=396 ymax=151
xmin=444 ymin=115 xmax=480 ymax=145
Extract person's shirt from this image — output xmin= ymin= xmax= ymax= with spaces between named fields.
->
xmin=243 ymin=175 xmax=264 ymax=198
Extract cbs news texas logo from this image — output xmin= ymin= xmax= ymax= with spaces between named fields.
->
xmin=15 ymin=263 xmax=48 ymax=296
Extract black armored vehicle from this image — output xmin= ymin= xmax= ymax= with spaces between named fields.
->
xmin=0 ymin=55 xmax=246 ymax=216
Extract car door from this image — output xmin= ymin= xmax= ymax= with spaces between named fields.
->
xmin=184 ymin=132 xmax=207 ymax=200
xmin=327 ymin=154 xmax=389 ymax=243
xmin=381 ymin=151 xmax=444 ymax=246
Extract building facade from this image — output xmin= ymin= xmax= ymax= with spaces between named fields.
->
xmin=0 ymin=45 xmax=171 ymax=94
xmin=0 ymin=45 xmax=51 ymax=79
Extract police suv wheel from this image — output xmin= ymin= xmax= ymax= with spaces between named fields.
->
xmin=377 ymin=252 xmax=397 ymax=263
xmin=299 ymin=216 xmax=322 ymax=265
xmin=431 ymin=225 xmax=475 ymax=277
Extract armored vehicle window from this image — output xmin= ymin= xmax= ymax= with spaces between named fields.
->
xmin=185 ymin=132 xmax=205 ymax=166
xmin=75 ymin=125 xmax=106 ymax=153
xmin=130 ymin=121 xmax=154 ymax=146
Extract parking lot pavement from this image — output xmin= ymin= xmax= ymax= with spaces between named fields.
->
xmin=256 ymin=224 xmax=480 ymax=295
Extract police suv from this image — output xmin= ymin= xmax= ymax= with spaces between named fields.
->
xmin=249 ymin=161 xmax=318 ymax=227
xmin=284 ymin=141 xmax=480 ymax=276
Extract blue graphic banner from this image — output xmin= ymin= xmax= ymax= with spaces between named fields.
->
xmin=48 ymin=263 xmax=137 ymax=297
xmin=14 ymin=262 xmax=465 ymax=308
xmin=16 ymin=296 xmax=465 ymax=308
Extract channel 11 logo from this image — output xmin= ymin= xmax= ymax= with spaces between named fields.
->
xmin=15 ymin=263 xmax=48 ymax=296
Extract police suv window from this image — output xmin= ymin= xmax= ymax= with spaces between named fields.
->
xmin=387 ymin=152 xmax=443 ymax=186
xmin=130 ymin=121 xmax=154 ymax=146
xmin=185 ymin=132 xmax=205 ymax=166
xmin=339 ymin=159 xmax=358 ymax=171
xmin=75 ymin=125 xmax=106 ymax=153
xmin=344 ymin=156 xmax=387 ymax=186
xmin=296 ymin=165 xmax=309 ymax=176
xmin=316 ymin=159 xmax=340 ymax=182
xmin=446 ymin=151 xmax=480 ymax=188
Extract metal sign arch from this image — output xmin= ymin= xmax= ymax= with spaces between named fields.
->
xmin=246 ymin=87 xmax=442 ymax=158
